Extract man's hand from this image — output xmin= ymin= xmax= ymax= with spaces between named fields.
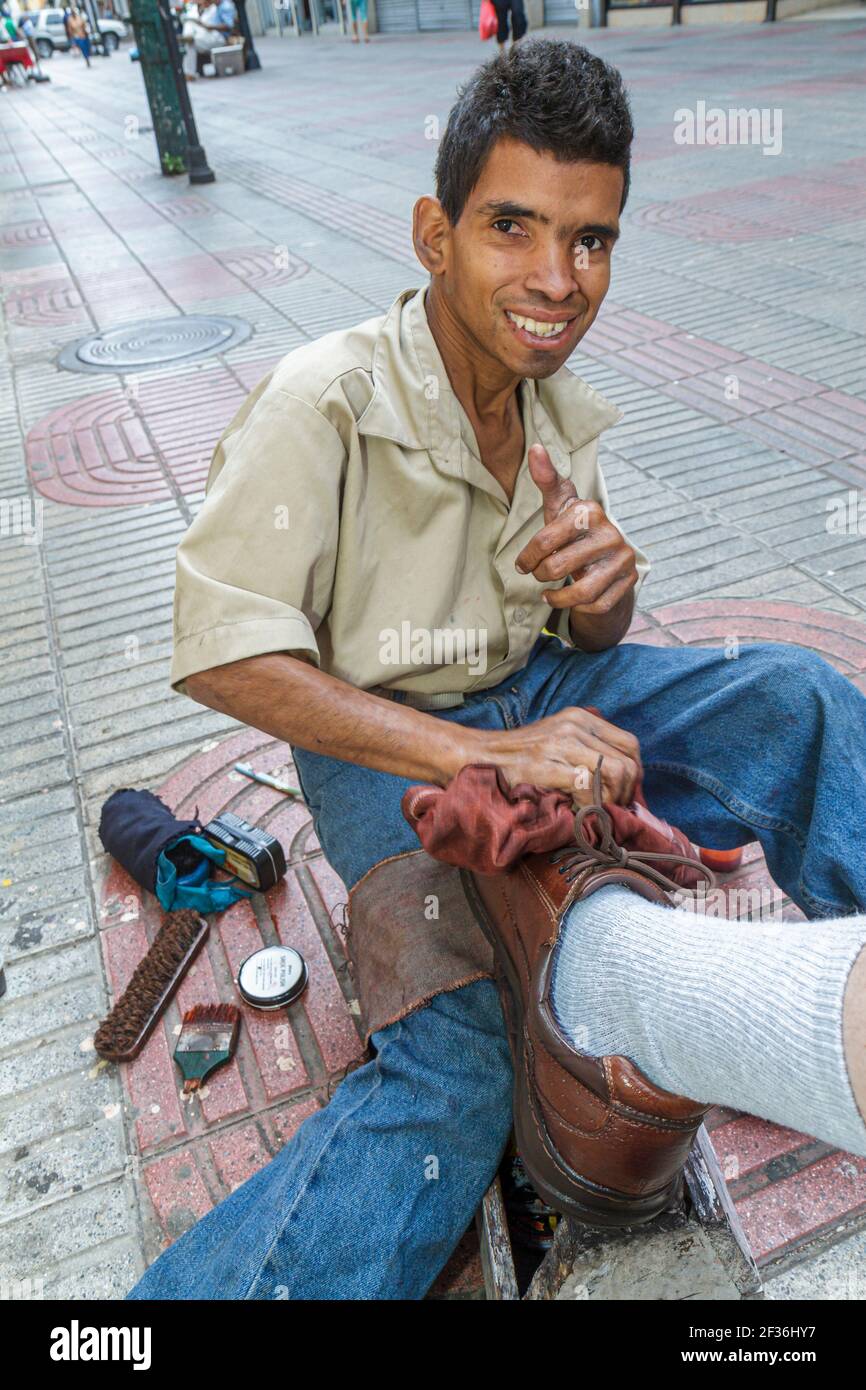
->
xmin=515 ymin=443 xmax=638 ymax=651
xmin=476 ymin=706 xmax=642 ymax=806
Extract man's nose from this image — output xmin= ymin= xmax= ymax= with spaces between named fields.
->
xmin=523 ymin=241 xmax=581 ymax=305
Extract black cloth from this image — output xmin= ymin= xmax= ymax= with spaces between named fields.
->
xmin=492 ymin=0 xmax=527 ymax=43
xmin=98 ymin=788 xmax=202 ymax=894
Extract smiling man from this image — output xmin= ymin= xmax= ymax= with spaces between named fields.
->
xmin=128 ymin=40 xmax=866 ymax=1300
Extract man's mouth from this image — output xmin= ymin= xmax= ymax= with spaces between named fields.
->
xmin=504 ymin=309 xmax=577 ymax=349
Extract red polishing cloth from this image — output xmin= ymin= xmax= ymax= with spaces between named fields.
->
xmin=401 ymin=762 xmax=703 ymax=886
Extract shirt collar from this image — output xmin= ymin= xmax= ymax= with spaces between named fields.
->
xmin=356 ymin=286 xmax=623 ymax=479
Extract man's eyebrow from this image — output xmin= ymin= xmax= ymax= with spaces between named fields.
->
xmin=476 ymin=200 xmax=551 ymax=224
xmin=475 ymin=201 xmax=620 ymax=242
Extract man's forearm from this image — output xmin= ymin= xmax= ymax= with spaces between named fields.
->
xmin=185 ymin=653 xmax=479 ymax=787
xmin=566 ymin=586 xmax=635 ymax=653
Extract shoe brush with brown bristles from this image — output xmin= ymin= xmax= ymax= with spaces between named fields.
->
xmin=93 ymin=910 xmax=210 ymax=1063
xmin=173 ymin=1003 xmax=241 ymax=1093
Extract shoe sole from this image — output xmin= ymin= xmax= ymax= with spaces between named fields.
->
xmin=461 ymin=868 xmax=684 ymax=1228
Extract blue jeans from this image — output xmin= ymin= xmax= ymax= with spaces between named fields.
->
xmin=128 ymin=635 xmax=866 ymax=1299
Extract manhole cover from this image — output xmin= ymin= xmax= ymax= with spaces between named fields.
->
xmin=58 ymin=315 xmax=251 ymax=373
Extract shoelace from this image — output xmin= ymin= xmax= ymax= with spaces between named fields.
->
xmin=548 ymin=758 xmax=717 ymax=896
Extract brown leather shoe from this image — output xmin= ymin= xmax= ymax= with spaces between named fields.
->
xmin=460 ymin=771 xmax=717 ymax=1228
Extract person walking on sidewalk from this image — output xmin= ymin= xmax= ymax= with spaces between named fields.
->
xmin=126 ymin=39 xmax=866 ymax=1301
xmin=493 ymin=0 xmax=526 ymax=51
xmin=67 ymin=8 xmax=92 ymax=66
xmin=347 ymin=0 xmax=369 ymax=42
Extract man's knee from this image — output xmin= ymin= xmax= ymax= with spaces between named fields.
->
xmin=725 ymin=641 xmax=866 ymax=759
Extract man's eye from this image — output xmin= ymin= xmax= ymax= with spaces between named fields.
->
xmin=578 ymin=235 xmax=604 ymax=253
xmin=492 ymin=219 xmax=525 ymax=236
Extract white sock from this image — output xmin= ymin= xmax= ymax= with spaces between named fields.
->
xmin=550 ymin=885 xmax=866 ymax=1158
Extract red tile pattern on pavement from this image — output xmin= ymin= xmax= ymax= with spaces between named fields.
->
xmin=27 ymin=388 xmax=165 ymax=508
xmin=0 ymin=218 xmax=50 ymax=247
xmin=2 ymin=268 xmax=85 ymax=327
xmin=710 ymin=1115 xmax=815 ymax=1184
xmin=583 ymin=302 xmax=866 ymax=482
xmin=634 ymin=158 xmax=866 ymax=243
xmin=639 ymin=599 xmax=866 ymax=694
xmin=152 ymin=253 xmax=244 ymax=306
xmin=734 ymin=1154 xmax=866 ymax=1265
xmin=214 ymin=246 xmax=311 ymax=289
xmin=94 ymin=601 xmax=866 ymax=1267
xmin=25 ymin=365 xmax=261 ymax=507
xmin=155 ymin=194 xmax=216 ymax=222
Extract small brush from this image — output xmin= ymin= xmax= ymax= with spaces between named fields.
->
xmin=173 ymin=1003 xmax=241 ymax=1093
xmin=94 ymin=910 xmax=210 ymax=1063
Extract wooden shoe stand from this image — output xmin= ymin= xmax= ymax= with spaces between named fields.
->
xmin=476 ymin=1125 xmax=763 ymax=1301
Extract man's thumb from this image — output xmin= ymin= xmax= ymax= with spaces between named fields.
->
xmin=528 ymin=443 xmax=577 ymax=525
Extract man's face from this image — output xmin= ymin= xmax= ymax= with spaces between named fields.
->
xmin=443 ymin=136 xmax=623 ymax=380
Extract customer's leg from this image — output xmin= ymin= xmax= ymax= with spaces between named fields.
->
xmin=528 ymin=636 xmax=866 ymax=916
xmin=551 ymin=885 xmax=866 ymax=1156
xmin=127 ymin=978 xmax=512 ymax=1300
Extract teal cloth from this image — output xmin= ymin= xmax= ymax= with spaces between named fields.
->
xmin=156 ymin=834 xmax=251 ymax=913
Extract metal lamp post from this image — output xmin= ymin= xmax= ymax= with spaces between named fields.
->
xmin=128 ymin=0 xmax=215 ymax=183
xmin=234 ymin=0 xmax=260 ymax=70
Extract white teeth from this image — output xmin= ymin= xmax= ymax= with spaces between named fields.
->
xmin=507 ymin=311 xmax=568 ymax=338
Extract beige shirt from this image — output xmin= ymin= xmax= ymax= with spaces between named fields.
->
xmin=171 ymin=285 xmax=649 ymax=701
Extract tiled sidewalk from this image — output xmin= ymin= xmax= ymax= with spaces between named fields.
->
xmin=1 ymin=23 xmax=865 ymax=1299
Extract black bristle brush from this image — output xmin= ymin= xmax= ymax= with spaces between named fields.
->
xmin=94 ymin=910 xmax=210 ymax=1062
xmin=173 ymin=1003 xmax=241 ymax=1093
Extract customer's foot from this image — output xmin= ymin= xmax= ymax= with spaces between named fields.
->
xmin=461 ymin=763 xmax=717 ymax=1227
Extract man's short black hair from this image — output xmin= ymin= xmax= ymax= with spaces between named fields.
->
xmin=434 ymin=38 xmax=634 ymax=226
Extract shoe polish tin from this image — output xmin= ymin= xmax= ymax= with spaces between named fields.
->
xmin=236 ymin=945 xmax=308 ymax=1010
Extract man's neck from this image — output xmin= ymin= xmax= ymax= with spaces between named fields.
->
xmin=424 ymin=283 xmax=525 ymax=499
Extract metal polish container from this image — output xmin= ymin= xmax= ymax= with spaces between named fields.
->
xmin=236 ymin=945 xmax=308 ymax=1011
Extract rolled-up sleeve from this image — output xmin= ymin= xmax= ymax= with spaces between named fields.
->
xmin=170 ymin=386 xmax=347 ymax=694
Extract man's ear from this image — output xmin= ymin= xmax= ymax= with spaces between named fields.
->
xmin=413 ymin=196 xmax=452 ymax=276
